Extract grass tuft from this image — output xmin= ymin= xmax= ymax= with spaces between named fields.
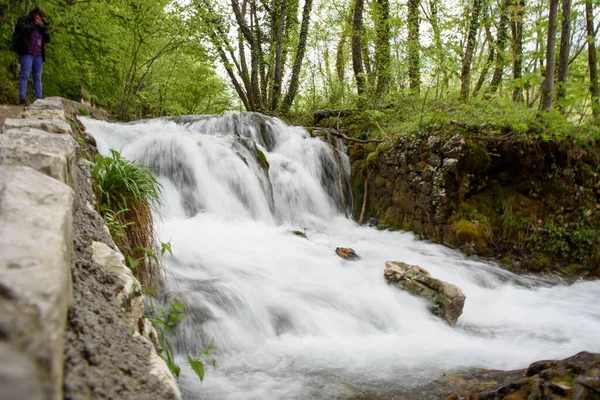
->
xmin=92 ymin=149 xmax=163 ymax=292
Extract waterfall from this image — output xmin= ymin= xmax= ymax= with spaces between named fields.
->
xmin=81 ymin=113 xmax=600 ymax=400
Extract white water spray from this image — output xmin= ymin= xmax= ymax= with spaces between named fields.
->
xmin=82 ymin=114 xmax=600 ymax=400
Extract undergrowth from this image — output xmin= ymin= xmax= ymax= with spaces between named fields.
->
xmin=329 ymin=97 xmax=600 ymax=143
xmin=92 ymin=148 xmax=217 ymax=383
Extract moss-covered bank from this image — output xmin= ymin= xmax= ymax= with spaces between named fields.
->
xmin=325 ymin=114 xmax=600 ymax=277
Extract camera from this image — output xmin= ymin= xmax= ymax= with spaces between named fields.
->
xmin=41 ymin=18 xmax=49 ymax=27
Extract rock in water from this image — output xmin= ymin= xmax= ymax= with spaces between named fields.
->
xmin=384 ymin=261 xmax=465 ymax=326
xmin=446 ymin=351 xmax=600 ymax=400
xmin=336 ymin=247 xmax=360 ymax=260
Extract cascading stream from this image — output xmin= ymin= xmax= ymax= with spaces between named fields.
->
xmin=82 ymin=114 xmax=600 ymax=400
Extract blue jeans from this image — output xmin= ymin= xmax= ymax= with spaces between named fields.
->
xmin=19 ymin=54 xmax=43 ymax=101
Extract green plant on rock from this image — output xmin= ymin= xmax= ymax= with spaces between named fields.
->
xmin=146 ymin=299 xmax=217 ymax=382
xmin=92 ymin=149 xmax=163 ymax=291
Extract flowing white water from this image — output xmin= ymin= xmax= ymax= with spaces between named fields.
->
xmin=82 ymin=114 xmax=600 ymax=400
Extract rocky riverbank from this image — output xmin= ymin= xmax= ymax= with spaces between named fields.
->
xmin=0 ymin=98 xmax=180 ymax=400
xmin=323 ymin=117 xmax=600 ymax=278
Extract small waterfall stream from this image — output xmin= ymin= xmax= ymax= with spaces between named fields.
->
xmin=81 ymin=114 xmax=600 ymax=400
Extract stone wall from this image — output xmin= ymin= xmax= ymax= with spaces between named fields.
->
xmin=0 ymin=98 xmax=181 ymax=400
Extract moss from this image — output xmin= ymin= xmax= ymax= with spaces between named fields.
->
xmin=450 ymin=218 xmax=492 ymax=254
xmin=461 ymin=140 xmax=491 ymax=174
xmin=291 ymin=230 xmax=308 ymax=239
xmin=366 ymin=151 xmax=378 ymax=168
xmin=564 ymin=264 xmax=584 ymax=276
xmin=522 ymin=254 xmax=553 ymax=272
xmin=254 ymin=143 xmax=270 ymax=172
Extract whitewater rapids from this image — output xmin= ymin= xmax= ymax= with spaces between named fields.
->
xmin=81 ymin=114 xmax=600 ymax=400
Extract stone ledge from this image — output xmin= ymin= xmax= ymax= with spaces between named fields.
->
xmin=0 ymin=165 xmax=74 ymax=400
xmin=2 ymin=118 xmax=73 ymax=135
xmin=0 ymin=128 xmax=77 ymax=188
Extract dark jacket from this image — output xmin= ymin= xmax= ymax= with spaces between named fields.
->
xmin=10 ymin=15 xmax=50 ymax=62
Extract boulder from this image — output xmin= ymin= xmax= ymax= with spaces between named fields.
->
xmin=336 ymin=247 xmax=360 ymax=260
xmin=384 ymin=261 xmax=465 ymax=326
xmin=0 ymin=128 xmax=77 ymax=188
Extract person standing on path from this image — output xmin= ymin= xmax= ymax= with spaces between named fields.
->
xmin=10 ymin=7 xmax=50 ymax=105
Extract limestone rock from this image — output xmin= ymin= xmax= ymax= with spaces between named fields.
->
xmin=336 ymin=247 xmax=360 ymax=260
xmin=447 ymin=352 xmax=600 ymax=400
xmin=91 ymin=242 xmax=144 ymax=336
xmin=0 ymin=343 xmax=43 ymax=400
xmin=0 ymin=165 xmax=74 ymax=400
xmin=384 ymin=261 xmax=465 ymax=325
xmin=0 ymin=128 xmax=77 ymax=188
xmin=21 ymin=100 xmax=66 ymax=120
xmin=1 ymin=117 xmax=72 ymax=135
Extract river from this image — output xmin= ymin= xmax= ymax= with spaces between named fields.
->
xmin=81 ymin=114 xmax=600 ymax=400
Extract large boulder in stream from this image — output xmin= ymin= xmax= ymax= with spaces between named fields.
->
xmin=384 ymin=261 xmax=465 ymax=326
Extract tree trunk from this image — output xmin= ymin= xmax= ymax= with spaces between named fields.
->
xmin=281 ymin=0 xmax=314 ymax=114
xmin=428 ymin=0 xmax=446 ymax=98
xmin=460 ymin=0 xmax=483 ymax=101
xmin=373 ymin=0 xmax=391 ymax=98
xmin=511 ymin=0 xmax=525 ymax=101
xmin=556 ymin=0 xmax=571 ymax=111
xmin=270 ymin=0 xmax=288 ymax=111
xmin=407 ymin=0 xmax=420 ymax=94
xmin=541 ymin=0 xmax=559 ymax=111
xmin=488 ymin=0 xmax=511 ymax=94
xmin=586 ymin=0 xmax=600 ymax=122
xmin=352 ymin=0 xmax=366 ymax=98
xmin=474 ymin=23 xmax=495 ymax=96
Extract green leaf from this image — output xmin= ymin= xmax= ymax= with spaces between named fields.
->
xmin=172 ymin=301 xmax=184 ymax=312
xmin=188 ymin=356 xmax=205 ymax=381
xmin=127 ymin=256 xmax=140 ymax=270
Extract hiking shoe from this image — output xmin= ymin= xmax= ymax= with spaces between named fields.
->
xmin=19 ymin=99 xmax=28 ymax=106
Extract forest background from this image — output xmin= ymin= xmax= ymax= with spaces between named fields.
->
xmin=0 ymin=0 xmax=599 ymax=136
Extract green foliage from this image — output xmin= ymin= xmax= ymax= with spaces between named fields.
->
xmin=147 ymin=300 xmax=217 ymax=382
xmin=291 ymin=230 xmax=308 ymax=239
xmin=0 ymin=0 xmax=233 ymax=118
xmin=92 ymin=149 xmax=162 ymax=209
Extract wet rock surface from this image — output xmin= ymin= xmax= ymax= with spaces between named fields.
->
xmin=384 ymin=261 xmax=466 ymax=326
xmin=447 ymin=352 xmax=600 ymax=400
xmin=336 ymin=247 xmax=361 ymax=260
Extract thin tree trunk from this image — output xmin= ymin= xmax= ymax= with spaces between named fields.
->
xmin=474 ymin=23 xmax=495 ymax=96
xmin=488 ymin=0 xmax=511 ymax=94
xmin=586 ymin=0 xmax=600 ymax=122
xmin=429 ymin=0 xmax=446 ymax=98
xmin=407 ymin=0 xmax=420 ymax=94
xmin=541 ymin=0 xmax=559 ymax=111
xmin=556 ymin=0 xmax=571 ymax=111
xmin=374 ymin=0 xmax=391 ymax=97
xmin=352 ymin=0 xmax=366 ymax=98
xmin=511 ymin=0 xmax=525 ymax=101
xmin=270 ymin=0 xmax=288 ymax=111
xmin=460 ymin=0 xmax=483 ymax=101
xmin=281 ymin=0 xmax=314 ymax=114
xmin=250 ymin=2 xmax=262 ymax=110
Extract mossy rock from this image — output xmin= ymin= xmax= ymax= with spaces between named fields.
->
xmin=460 ymin=140 xmax=491 ymax=174
xmin=450 ymin=218 xmax=492 ymax=254
xmin=522 ymin=254 xmax=553 ymax=272
xmin=254 ymin=143 xmax=269 ymax=172
xmin=291 ymin=230 xmax=308 ymax=239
